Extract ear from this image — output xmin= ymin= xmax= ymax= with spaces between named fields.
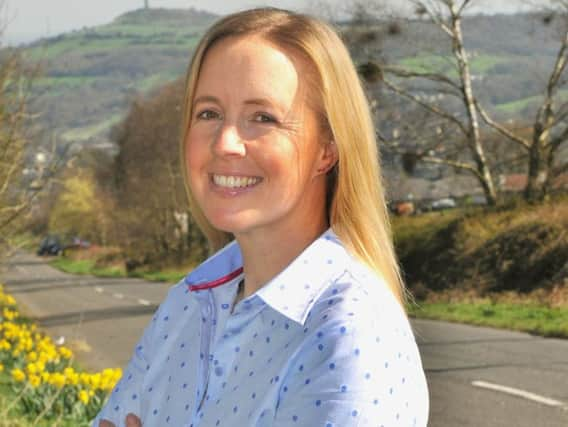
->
xmin=314 ymin=140 xmax=338 ymax=177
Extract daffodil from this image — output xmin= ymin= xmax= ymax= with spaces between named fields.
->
xmin=11 ymin=368 xmax=25 ymax=383
xmin=78 ymin=389 xmax=90 ymax=405
xmin=29 ymin=374 xmax=41 ymax=388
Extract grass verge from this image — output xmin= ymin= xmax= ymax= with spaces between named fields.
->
xmin=48 ymin=257 xmax=189 ymax=284
xmin=49 ymin=258 xmax=124 ymax=278
xmin=408 ymin=301 xmax=568 ymax=338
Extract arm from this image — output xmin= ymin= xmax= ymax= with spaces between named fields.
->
xmin=91 ymin=303 xmax=164 ymax=427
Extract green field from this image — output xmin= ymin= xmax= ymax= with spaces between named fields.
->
xmin=496 ymin=89 xmax=568 ymax=114
xmin=61 ymin=115 xmax=122 ymax=142
xmin=398 ymin=53 xmax=507 ymax=75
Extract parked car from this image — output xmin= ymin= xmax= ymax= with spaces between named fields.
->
xmin=430 ymin=197 xmax=457 ymax=211
xmin=37 ymin=235 xmax=90 ymax=256
xmin=37 ymin=235 xmax=65 ymax=256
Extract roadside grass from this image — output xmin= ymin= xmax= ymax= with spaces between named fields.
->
xmin=48 ymin=257 xmax=190 ymax=284
xmin=408 ymin=301 xmax=568 ymax=338
xmin=48 ymin=258 xmax=124 ymax=278
xmin=395 ymin=193 xmax=568 ymax=337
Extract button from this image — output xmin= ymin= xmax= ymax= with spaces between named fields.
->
xmin=214 ymin=366 xmax=224 ymax=377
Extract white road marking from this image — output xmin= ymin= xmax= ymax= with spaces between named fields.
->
xmin=95 ymin=287 xmax=104 ymax=293
xmin=472 ymin=380 xmax=567 ymax=409
xmin=138 ymin=299 xmax=151 ymax=306
xmin=113 ymin=293 xmax=124 ymax=299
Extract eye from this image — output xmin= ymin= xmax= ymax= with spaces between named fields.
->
xmin=196 ymin=110 xmax=221 ymax=120
xmin=252 ymin=113 xmax=277 ymax=123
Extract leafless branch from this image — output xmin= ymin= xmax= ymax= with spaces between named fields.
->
xmin=382 ymin=77 xmax=469 ymax=135
xmin=382 ymin=64 xmax=461 ymax=90
xmin=474 ymin=100 xmax=531 ymax=150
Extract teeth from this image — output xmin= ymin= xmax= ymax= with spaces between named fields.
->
xmin=213 ymin=175 xmax=261 ymax=189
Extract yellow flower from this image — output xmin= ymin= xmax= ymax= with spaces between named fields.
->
xmin=26 ymin=363 xmax=38 ymax=375
xmin=78 ymin=389 xmax=89 ymax=405
xmin=89 ymin=373 xmax=101 ymax=390
xmin=11 ymin=368 xmax=25 ymax=383
xmin=58 ymin=346 xmax=73 ymax=359
xmin=0 ymin=364 xmax=4 ymax=372
xmin=29 ymin=374 xmax=41 ymax=388
xmin=64 ymin=367 xmax=79 ymax=385
xmin=48 ymin=372 xmax=66 ymax=388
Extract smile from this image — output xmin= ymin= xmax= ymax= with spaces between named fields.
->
xmin=212 ymin=174 xmax=262 ymax=189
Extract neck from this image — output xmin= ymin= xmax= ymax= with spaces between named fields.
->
xmin=235 ymin=217 xmax=328 ymax=299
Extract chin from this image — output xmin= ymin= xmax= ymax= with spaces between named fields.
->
xmin=206 ymin=212 xmax=259 ymax=235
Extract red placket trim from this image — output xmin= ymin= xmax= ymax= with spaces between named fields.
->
xmin=188 ymin=267 xmax=244 ymax=292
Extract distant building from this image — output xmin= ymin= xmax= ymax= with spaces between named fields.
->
xmin=498 ymin=173 xmax=568 ymax=193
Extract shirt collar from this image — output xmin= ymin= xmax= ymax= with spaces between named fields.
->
xmin=184 ymin=228 xmax=351 ymax=326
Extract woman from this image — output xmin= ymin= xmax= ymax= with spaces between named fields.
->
xmin=96 ymin=7 xmax=429 ymax=427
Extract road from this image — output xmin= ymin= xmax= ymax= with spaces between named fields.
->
xmin=1 ymin=251 xmax=567 ymax=426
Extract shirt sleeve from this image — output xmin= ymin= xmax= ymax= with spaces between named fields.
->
xmin=91 ymin=301 xmax=165 ymax=427
xmin=273 ymin=293 xmax=429 ymax=427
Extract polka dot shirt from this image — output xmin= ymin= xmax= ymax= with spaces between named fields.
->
xmin=93 ymin=229 xmax=429 ymax=426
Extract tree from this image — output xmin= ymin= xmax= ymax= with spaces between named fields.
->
xmin=356 ymin=0 xmax=499 ymax=205
xmin=47 ymin=168 xmax=112 ymax=243
xmin=106 ymin=79 xmax=207 ymax=268
xmin=476 ymin=0 xmax=568 ymax=202
xmin=0 ymin=7 xmax=42 ymax=248
xmin=353 ymin=0 xmax=568 ymax=204
xmin=0 ymin=2 xmax=68 ymax=254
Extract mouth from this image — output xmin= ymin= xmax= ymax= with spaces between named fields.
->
xmin=211 ymin=174 xmax=263 ymax=189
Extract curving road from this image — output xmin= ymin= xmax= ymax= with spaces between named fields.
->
xmin=1 ymin=251 xmax=567 ymax=426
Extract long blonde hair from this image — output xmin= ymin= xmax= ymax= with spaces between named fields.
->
xmin=179 ymin=8 xmax=407 ymax=307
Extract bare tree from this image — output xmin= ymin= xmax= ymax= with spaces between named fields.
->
xmin=476 ymin=0 xmax=568 ymax=202
xmin=0 ymin=3 xmax=65 ymax=253
xmin=357 ymin=0 xmax=499 ymax=205
xmin=353 ymin=0 xmax=568 ymax=204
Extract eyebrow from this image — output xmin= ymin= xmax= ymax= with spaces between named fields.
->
xmin=193 ymin=95 xmax=283 ymax=112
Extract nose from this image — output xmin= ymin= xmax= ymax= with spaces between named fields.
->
xmin=212 ymin=124 xmax=246 ymax=158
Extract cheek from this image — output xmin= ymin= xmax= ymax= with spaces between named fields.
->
xmin=259 ymin=138 xmax=298 ymax=173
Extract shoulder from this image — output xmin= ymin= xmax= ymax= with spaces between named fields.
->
xmin=303 ymin=257 xmax=420 ymax=363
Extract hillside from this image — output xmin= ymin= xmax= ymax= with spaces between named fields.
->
xmin=15 ymin=9 xmax=565 ymax=155
xmin=24 ymin=8 xmax=218 ymax=149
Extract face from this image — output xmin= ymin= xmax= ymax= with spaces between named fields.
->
xmin=185 ymin=36 xmax=336 ymax=240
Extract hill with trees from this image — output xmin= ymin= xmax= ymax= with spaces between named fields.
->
xmin=14 ymin=8 xmax=564 ymax=154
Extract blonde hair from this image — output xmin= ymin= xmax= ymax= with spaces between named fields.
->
xmin=179 ymin=8 xmax=407 ymax=306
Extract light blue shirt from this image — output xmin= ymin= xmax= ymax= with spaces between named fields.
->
xmin=93 ymin=229 xmax=429 ymax=426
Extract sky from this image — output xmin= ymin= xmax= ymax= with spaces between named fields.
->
xmin=2 ymin=0 xmax=539 ymax=46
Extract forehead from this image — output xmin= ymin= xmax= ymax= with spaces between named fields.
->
xmin=194 ymin=36 xmax=309 ymax=106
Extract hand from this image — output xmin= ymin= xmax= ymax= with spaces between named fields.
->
xmin=99 ymin=413 xmax=142 ymax=427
